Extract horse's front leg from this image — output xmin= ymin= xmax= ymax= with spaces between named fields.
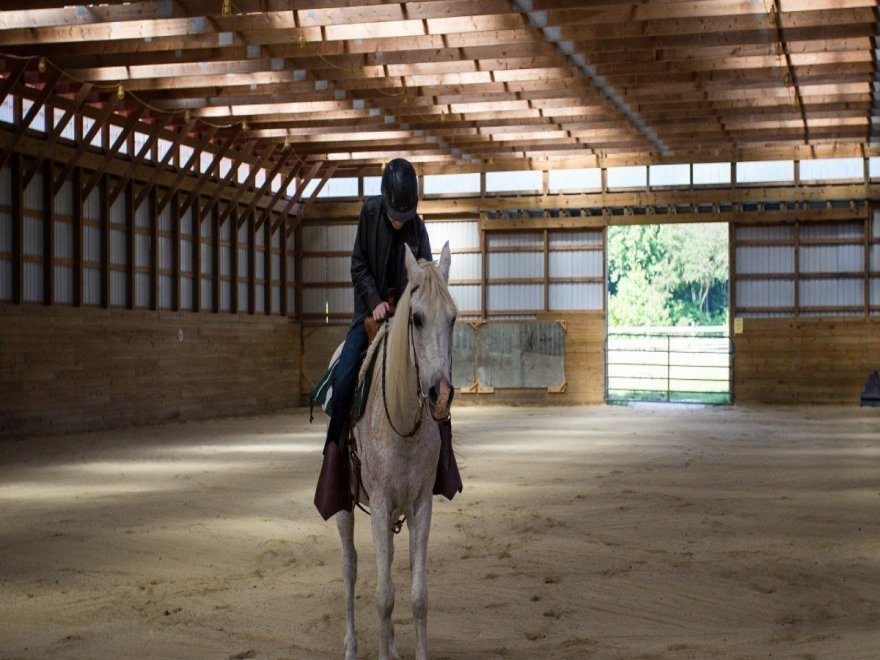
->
xmin=336 ymin=509 xmax=358 ymax=660
xmin=370 ymin=501 xmax=399 ymax=660
xmin=408 ymin=491 xmax=433 ymax=660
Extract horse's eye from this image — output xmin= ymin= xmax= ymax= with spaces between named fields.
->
xmin=412 ymin=312 xmax=424 ymax=328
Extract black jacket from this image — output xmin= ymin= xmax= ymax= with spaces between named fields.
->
xmin=350 ymin=195 xmax=432 ymax=327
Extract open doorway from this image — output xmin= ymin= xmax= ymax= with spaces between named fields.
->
xmin=605 ymin=222 xmax=732 ymax=404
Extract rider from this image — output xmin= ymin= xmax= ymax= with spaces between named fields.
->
xmin=314 ymin=158 xmax=462 ymax=520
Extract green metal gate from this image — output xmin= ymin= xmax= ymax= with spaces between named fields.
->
xmin=605 ymin=331 xmax=733 ymax=404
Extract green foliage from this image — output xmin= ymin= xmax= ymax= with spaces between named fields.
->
xmin=608 ymin=223 xmax=729 ymax=327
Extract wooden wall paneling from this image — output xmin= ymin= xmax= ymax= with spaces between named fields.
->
xmin=0 ymin=306 xmax=301 ymax=435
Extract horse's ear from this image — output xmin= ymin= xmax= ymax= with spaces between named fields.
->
xmin=404 ymin=243 xmax=421 ymax=285
xmin=439 ymin=241 xmax=451 ymax=282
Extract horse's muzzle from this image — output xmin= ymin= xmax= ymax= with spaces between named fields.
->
xmin=428 ymin=377 xmax=454 ymax=421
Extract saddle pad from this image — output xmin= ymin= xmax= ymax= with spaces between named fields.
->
xmin=309 ymin=355 xmax=339 ymax=422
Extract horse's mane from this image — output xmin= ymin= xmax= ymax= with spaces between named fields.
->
xmin=359 ymin=258 xmax=456 ymax=423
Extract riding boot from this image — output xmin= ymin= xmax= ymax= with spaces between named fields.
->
xmin=314 ymin=425 xmax=353 ymax=520
xmin=433 ymin=418 xmax=463 ymax=499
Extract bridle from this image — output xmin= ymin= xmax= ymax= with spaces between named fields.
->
xmin=380 ymin=299 xmax=453 ymax=439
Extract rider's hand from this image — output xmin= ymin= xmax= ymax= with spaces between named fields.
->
xmin=372 ymin=301 xmax=392 ymax=322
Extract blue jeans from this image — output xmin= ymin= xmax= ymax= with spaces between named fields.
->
xmin=325 ymin=322 xmax=369 ymax=450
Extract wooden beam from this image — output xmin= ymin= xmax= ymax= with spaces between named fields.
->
xmin=0 ymin=58 xmax=28 ymax=106
xmin=81 ymin=106 xmax=148 ymax=202
xmin=174 ymin=127 xmax=243 ymax=218
xmin=214 ymin=142 xmax=281 ymax=228
xmin=21 ymin=82 xmax=92 ymax=189
xmin=51 ymin=95 xmax=121 ymax=198
xmin=258 ymin=160 xmax=322 ymax=232
xmin=195 ymin=140 xmax=253 ymax=226
xmin=284 ymin=164 xmax=338 ymax=237
xmin=0 ymin=68 xmax=62 ymax=172
xmin=102 ymin=114 xmax=165 ymax=205
xmin=130 ymin=119 xmax=199 ymax=211
xmin=245 ymin=156 xmax=304 ymax=230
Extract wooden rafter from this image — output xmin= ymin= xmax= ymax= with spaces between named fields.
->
xmin=103 ymin=114 xmax=167 ymax=206
xmin=235 ymin=151 xmax=302 ymax=230
xmin=80 ymin=105 xmax=147 ymax=201
xmin=0 ymin=67 xmax=62 ymax=171
xmin=154 ymin=124 xmax=219 ymax=215
xmin=213 ymin=142 xmax=281 ymax=228
xmin=173 ymin=125 xmax=243 ymax=217
xmin=130 ymin=118 xmax=198 ymax=210
xmin=21 ymin=81 xmax=93 ymax=188
xmin=256 ymin=160 xmax=322 ymax=232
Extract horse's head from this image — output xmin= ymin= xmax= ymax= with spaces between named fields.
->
xmin=404 ymin=242 xmax=457 ymax=421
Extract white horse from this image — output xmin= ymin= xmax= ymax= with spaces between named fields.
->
xmin=337 ymin=242 xmax=457 ymax=660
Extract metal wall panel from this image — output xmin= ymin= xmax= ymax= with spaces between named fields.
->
xmin=220 ymin=244 xmax=232 ymax=277
xmin=220 ymin=217 xmax=232 ymax=242
xmin=200 ymin=215 xmax=212 ymax=238
xmin=83 ymin=187 xmax=100 ymax=221
xmin=448 ymin=284 xmax=480 ymax=312
xmin=23 ymin=262 xmax=43 ymax=302
xmin=488 ymin=251 xmax=542 ymax=279
xmin=136 ymin=273 xmax=151 ymax=308
xmin=83 ymin=267 xmax=100 ymax=305
xmin=110 ymin=228 xmax=127 ymax=265
xmin=735 ymin=224 xmax=794 ymax=242
xmin=548 ymin=250 xmax=602 ymax=277
xmin=549 ymin=282 xmax=603 ymax=310
xmin=0 ymin=261 xmax=11 ymax=300
xmin=110 ymin=192 xmax=125 ymax=225
xmin=55 ymin=179 xmax=73 ymax=217
xmin=303 ymin=255 xmax=349 ymax=283
xmin=159 ymin=237 xmax=173 ymax=270
xmin=238 ymin=282 xmax=249 ymax=310
xmin=487 ymin=232 xmax=542 ymax=249
xmin=487 ymin=284 xmax=543 ymax=311
xmin=426 ymin=221 xmax=480 ymax=250
xmin=159 ymin=203 xmax=172 ymax=233
xmin=180 ymin=276 xmax=193 ymax=310
xmin=800 ymin=245 xmax=863 ymax=273
xmin=200 ymin=278 xmax=212 ymax=311
xmin=255 ymin=284 xmax=265 ymax=313
xmin=871 ymin=245 xmax=880 ymax=271
xmin=255 ymin=251 xmax=265 ymax=279
xmin=799 ymin=279 xmax=863 ymax=307
xmin=110 ymin=271 xmax=126 ymax=306
xmin=180 ymin=239 xmax=193 ymax=273
xmin=23 ymin=217 xmax=43 ymax=256
xmin=54 ymin=220 xmax=73 ymax=260
xmin=237 ymin=248 xmax=248 ymax=277
xmin=303 ymin=287 xmax=353 ymax=317
xmin=549 ymin=229 xmax=602 ymax=246
xmin=134 ymin=191 xmax=149 ymax=228
xmin=736 ymin=279 xmax=794 ymax=309
xmin=800 ymin=221 xmax=862 ymax=240
xmin=272 ymin=285 xmax=280 ymax=314
xmin=735 ymin=246 xmax=795 ymax=274
xmin=136 ymin=233 xmax=150 ymax=268
xmin=180 ymin=207 xmax=193 ymax=236
xmin=255 ymin=225 xmax=265 ymax=248
xmin=0 ymin=165 xmax=10 ymax=205
xmin=83 ymin=225 xmax=101 ymax=262
xmin=200 ymin=242 xmax=213 ymax=275
xmin=220 ymin=281 xmax=231 ymax=312
xmin=23 ymin=171 xmax=43 ymax=213
xmin=449 ymin=252 xmax=480 ymax=281
xmin=237 ymin=221 xmax=248 ymax=243
xmin=159 ymin=275 xmax=173 ymax=309
xmin=873 ymin=210 xmax=880 ymax=237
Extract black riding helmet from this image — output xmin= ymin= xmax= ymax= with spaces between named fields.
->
xmin=380 ymin=158 xmax=419 ymax=223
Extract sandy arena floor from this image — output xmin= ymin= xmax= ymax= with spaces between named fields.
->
xmin=1 ymin=404 xmax=879 ymax=660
